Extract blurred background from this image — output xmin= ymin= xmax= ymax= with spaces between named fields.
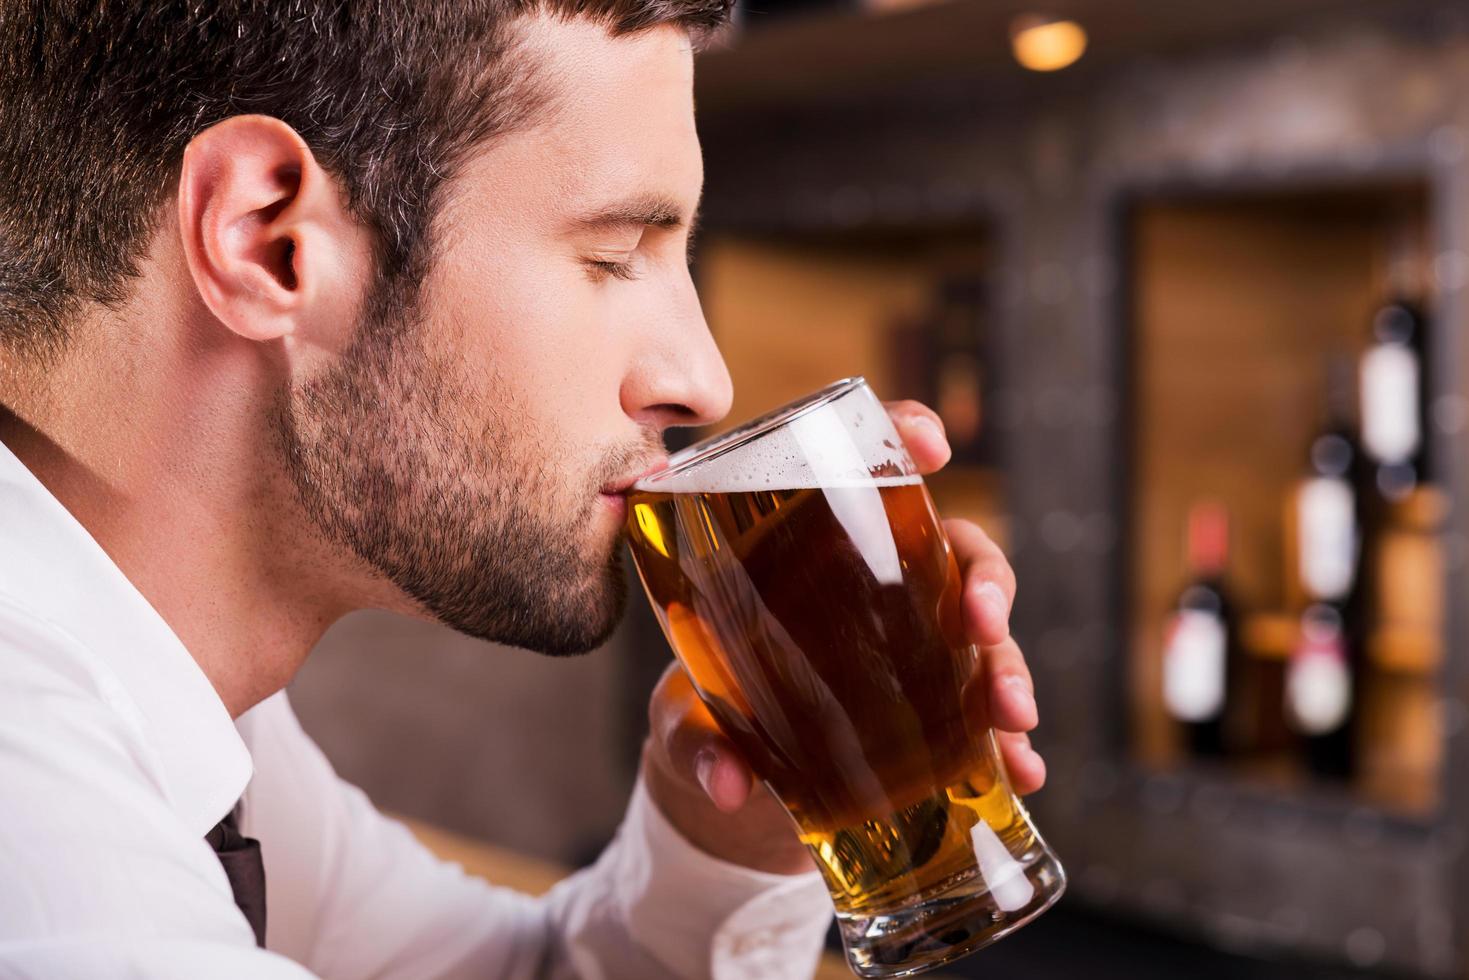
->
xmin=290 ymin=1 xmax=1469 ymax=976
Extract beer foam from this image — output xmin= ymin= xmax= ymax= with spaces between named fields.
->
xmin=638 ymin=379 xmax=921 ymax=494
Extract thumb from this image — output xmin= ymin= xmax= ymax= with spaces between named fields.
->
xmin=647 ymin=662 xmax=755 ymax=813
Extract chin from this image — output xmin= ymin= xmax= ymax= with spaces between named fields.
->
xmin=437 ymin=549 xmax=631 ymax=657
xmin=534 ymin=558 xmax=631 ymax=657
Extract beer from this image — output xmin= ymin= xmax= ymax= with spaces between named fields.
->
xmin=628 ymin=480 xmax=1042 ymax=915
xmin=624 ymin=377 xmax=1063 ymax=976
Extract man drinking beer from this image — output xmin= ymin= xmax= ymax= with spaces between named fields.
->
xmin=0 ymin=2 xmax=1046 ymax=976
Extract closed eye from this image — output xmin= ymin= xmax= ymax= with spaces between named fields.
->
xmin=585 ymin=258 xmax=639 ymax=282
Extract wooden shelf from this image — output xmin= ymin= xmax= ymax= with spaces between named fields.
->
xmin=1241 ymin=612 xmax=1441 ymax=676
xmin=1240 ymin=612 xmax=1298 ymax=661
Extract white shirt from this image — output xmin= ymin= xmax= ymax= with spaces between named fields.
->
xmin=0 ymin=439 xmax=833 ymax=979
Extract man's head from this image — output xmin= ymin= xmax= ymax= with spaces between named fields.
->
xmin=0 ymin=2 xmax=735 ymax=655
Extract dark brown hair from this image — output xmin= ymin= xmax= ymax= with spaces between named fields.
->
xmin=0 ymin=0 xmax=731 ymax=360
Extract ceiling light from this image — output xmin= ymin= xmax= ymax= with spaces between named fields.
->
xmin=1010 ymin=15 xmax=1088 ymax=72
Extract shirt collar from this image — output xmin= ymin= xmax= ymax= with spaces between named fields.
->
xmin=0 ymin=438 xmax=252 ymax=837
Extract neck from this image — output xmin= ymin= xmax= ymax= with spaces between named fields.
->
xmin=1 ymin=329 xmax=357 ymax=718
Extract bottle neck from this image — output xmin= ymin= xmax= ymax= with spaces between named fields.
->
xmin=1372 ymin=300 xmax=1422 ymax=347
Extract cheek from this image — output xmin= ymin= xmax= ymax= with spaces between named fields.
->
xmin=424 ymin=245 xmax=631 ymax=459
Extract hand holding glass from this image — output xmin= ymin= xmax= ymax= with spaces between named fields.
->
xmin=625 ymin=378 xmax=1065 ymax=977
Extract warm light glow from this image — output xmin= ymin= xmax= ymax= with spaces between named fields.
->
xmin=1010 ymin=16 xmax=1088 ymax=72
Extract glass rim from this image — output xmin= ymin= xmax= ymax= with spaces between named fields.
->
xmin=639 ymin=376 xmax=869 ymax=488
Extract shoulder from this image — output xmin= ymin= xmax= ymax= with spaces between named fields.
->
xmin=0 ymin=590 xmax=148 ymax=749
xmin=0 ymin=589 xmax=115 ymax=690
xmin=0 ymin=594 xmax=255 ymax=949
xmin=0 ymin=588 xmax=164 ymax=810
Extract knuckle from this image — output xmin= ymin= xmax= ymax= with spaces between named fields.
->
xmin=988 ymin=640 xmax=1028 ymax=675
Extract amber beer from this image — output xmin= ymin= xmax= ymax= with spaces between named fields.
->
xmin=624 ymin=378 xmax=1064 ymax=977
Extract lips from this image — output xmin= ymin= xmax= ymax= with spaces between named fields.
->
xmin=601 ymin=458 xmax=670 ymax=497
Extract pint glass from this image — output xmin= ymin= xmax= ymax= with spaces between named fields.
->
xmin=625 ymin=377 xmax=1066 ymax=977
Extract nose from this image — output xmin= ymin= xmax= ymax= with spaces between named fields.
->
xmin=622 ymin=275 xmax=733 ymax=434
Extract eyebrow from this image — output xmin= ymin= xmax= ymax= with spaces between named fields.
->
xmin=572 ymin=194 xmax=700 ymax=234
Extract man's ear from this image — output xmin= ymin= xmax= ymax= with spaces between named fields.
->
xmin=177 ymin=114 xmax=368 ymax=348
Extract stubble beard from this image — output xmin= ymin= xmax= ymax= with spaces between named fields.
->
xmin=272 ymin=290 xmax=636 ymax=656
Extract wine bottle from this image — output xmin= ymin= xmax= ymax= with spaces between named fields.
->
xmin=1162 ymin=501 xmax=1237 ymax=758
xmin=1285 ymin=602 xmax=1355 ymax=777
xmin=1360 ymin=221 xmax=1431 ymax=501
xmin=1294 ymin=376 xmax=1362 ymax=607
xmin=1286 ymin=358 xmax=1365 ymax=778
xmin=1360 ymin=298 xmax=1429 ymax=501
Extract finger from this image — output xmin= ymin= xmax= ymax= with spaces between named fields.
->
xmin=647 ymin=663 xmax=755 ymax=813
xmin=885 ymin=400 xmax=951 ymax=474
xmin=984 ymin=636 xmax=1038 ymax=733
xmin=998 ymin=730 xmax=1047 ymax=796
xmin=947 ymin=517 xmax=1015 ymax=646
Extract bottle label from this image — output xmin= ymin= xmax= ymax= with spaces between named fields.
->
xmin=1286 ymin=631 xmax=1352 ymax=736
xmin=1162 ymin=609 xmax=1227 ymax=722
xmin=1296 ymin=477 xmax=1357 ymax=600
xmin=1361 ymin=344 xmax=1421 ymax=465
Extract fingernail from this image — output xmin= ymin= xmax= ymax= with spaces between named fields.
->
xmin=695 ymin=749 xmax=718 ymax=799
xmin=975 ymin=580 xmax=1011 ymax=622
xmin=909 ymin=414 xmax=945 ymax=441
